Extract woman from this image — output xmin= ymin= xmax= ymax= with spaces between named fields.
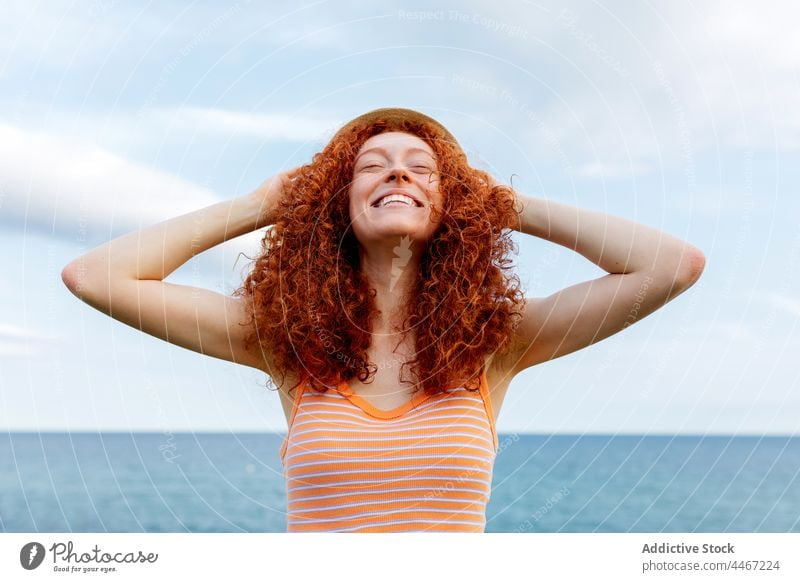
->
xmin=62 ymin=108 xmax=705 ymax=533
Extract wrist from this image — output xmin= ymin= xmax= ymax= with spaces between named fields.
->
xmin=241 ymin=190 xmax=275 ymax=231
xmin=223 ymin=193 xmax=269 ymax=238
xmin=515 ymin=194 xmax=549 ymax=237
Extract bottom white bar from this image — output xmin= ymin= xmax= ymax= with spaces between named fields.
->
xmin=2 ymin=533 xmax=797 ymax=581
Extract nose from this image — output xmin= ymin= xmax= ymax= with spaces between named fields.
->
xmin=386 ymin=166 xmax=411 ymax=183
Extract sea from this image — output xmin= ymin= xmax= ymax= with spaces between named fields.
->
xmin=1 ymin=432 xmax=797 ymax=532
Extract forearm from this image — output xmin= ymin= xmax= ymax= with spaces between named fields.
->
xmin=66 ymin=193 xmax=264 ymax=286
xmin=515 ymin=193 xmax=702 ymax=277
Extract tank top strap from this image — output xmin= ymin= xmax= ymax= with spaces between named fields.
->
xmin=477 ymin=366 xmax=499 ymax=453
xmin=279 ymin=380 xmax=306 ymax=462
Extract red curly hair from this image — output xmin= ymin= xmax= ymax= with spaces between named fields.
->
xmin=234 ymin=108 xmax=525 ymax=398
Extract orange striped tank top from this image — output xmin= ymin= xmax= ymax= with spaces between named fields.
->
xmin=279 ymin=369 xmax=499 ymax=532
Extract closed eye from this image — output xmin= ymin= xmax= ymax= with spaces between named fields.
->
xmin=358 ymin=163 xmax=436 ymax=174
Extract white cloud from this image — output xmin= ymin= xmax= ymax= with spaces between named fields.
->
xmin=655 ymin=1 xmax=800 ymax=150
xmin=707 ymin=1 xmax=800 ymax=70
xmin=9 ymin=106 xmax=344 ymax=167
xmin=0 ymin=323 xmax=60 ymax=358
xmin=473 ymin=0 xmax=800 ymax=175
xmin=0 ymin=323 xmax=59 ymax=341
xmin=672 ymin=186 xmax=758 ymax=217
xmin=159 ymin=107 xmax=342 ymax=142
xmin=577 ymin=160 xmax=651 ymax=178
xmin=0 ymin=344 xmax=38 ymax=358
xmin=0 ymin=122 xmax=220 ymax=239
xmin=712 ymin=321 xmax=760 ymax=344
xmin=0 ymin=121 xmax=271 ymax=298
xmin=0 ymin=1 xmax=346 ymax=74
xmin=765 ymin=292 xmax=800 ymax=318
xmin=0 ymin=1 xmax=108 ymax=71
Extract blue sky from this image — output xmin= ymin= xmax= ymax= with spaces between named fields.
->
xmin=1 ymin=0 xmax=798 ymax=435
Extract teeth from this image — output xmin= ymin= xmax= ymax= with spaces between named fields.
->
xmin=376 ymin=194 xmax=417 ymax=208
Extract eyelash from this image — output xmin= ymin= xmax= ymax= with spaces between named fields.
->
xmin=360 ymin=164 xmax=433 ymax=172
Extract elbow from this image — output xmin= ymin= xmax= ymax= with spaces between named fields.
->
xmin=61 ymin=259 xmax=93 ymax=298
xmin=677 ymin=247 xmax=706 ymax=288
xmin=61 ymin=260 xmax=107 ymax=311
xmin=61 ymin=262 xmax=80 ymax=296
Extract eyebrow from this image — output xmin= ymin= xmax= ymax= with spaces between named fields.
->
xmin=355 ymin=146 xmax=435 ymax=161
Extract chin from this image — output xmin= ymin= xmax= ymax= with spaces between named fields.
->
xmin=354 ymin=222 xmax=435 ymax=245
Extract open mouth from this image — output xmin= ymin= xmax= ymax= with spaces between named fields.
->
xmin=371 ymin=193 xmax=423 ymax=208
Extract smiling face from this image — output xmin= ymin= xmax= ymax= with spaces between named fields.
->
xmin=348 ymin=131 xmax=442 ymax=247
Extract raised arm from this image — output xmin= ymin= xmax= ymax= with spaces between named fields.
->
xmin=60 ymin=171 xmax=293 ymax=373
xmin=498 ymin=191 xmax=706 ymax=377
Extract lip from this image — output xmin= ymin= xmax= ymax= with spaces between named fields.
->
xmin=370 ymin=189 xmax=424 ymax=208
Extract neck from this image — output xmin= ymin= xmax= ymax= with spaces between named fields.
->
xmin=359 ymin=234 xmax=424 ymax=334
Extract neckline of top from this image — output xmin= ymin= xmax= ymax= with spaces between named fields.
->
xmin=335 ymin=381 xmax=436 ymax=419
xmin=333 ymin=367 xmax=487 ymax=420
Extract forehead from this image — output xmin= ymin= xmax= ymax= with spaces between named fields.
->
xmin=356 ymin=131 xmax=435 ymax=157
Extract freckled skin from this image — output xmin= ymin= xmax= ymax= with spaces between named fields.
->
xmin=348 ymin=131 xmax=443 ymax=248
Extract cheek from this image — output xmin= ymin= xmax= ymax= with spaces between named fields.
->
xmin=424 ymin=176 xmax=441 ymax=197
xmin=347 ymin=195 xmax=362 ymax=224
xmin=349 ymin=176 xmax=372 ymax=200
xmin=430 ymin=187 xmax=443 ymax=208
xmin=348 ymin=186 xmax=370 ymax=225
